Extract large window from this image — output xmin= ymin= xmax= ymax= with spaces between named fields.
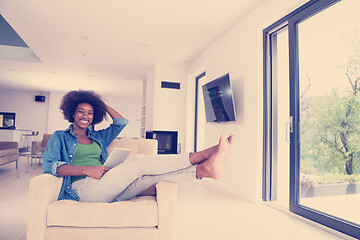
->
xmin=263 ymin=0 xmax=360 ymax=238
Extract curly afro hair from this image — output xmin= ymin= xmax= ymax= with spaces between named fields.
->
xmin=60 ymin=90 xmax=107 ymax=125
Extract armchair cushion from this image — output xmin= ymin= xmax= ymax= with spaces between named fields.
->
xmin=0 ymin=147 xmax=18 ymax=157
xmin=47 ymin=196 xmax=158 ymax=228
xmin=44 ymin=227 xmax=159 ymax=240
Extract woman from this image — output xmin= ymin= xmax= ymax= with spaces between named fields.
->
xmin=42 ymin=90 xmax=234 ymax=203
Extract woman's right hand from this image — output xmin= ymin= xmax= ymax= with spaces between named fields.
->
xmin=105 ymin=104 xmax=124 ymax=119
xmin=57 ymin=164 xmax=110 ymax=179
xmin=83 ymin=166 xmax=110 ymax=179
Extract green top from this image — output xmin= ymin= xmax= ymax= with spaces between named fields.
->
xmin=71 ymin=141 xmax=102 ymax=184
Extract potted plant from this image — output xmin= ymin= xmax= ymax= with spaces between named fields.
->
xmin=346 ymin=175 xmax=360 ymax=194
xmin=311 ymin=173 xmax=349 ymax=197
xmin=300 ymin=174 xmax=314 ymax=198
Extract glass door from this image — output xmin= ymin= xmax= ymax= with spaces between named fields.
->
xmin=289 ymin=0 xmax=360 ymax=237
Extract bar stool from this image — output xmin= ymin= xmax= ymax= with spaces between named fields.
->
xmin=19 ymin=132 xmax=39 ymax=173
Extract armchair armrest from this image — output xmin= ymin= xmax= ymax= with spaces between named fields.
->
xmin=156 ymin=181 xmax=178 ymax=240
xmin=27 ymin=174 xmax=63 ymax=240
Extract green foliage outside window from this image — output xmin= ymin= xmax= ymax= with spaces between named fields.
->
xmin=300 ymin=30 xmax=360 ymax=184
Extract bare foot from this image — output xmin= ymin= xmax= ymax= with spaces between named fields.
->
xmin=189 ymin=133 xmax=235 ymax=165
xmin=189 ymin=145 xmax=218 ymax=165
xmin=196 ymin=134 xmax=233 ymax=180
xmin=227 ymin=133 xmax=235 ymax=144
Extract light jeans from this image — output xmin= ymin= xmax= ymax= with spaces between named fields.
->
xmin=72 ymin=153 xmax=197 ymax=202
xmin=112 ymin=165 xmax=197 ymax=201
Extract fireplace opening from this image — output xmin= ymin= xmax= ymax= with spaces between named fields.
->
xmin=146 ymin=131 xmax=178 ymax=154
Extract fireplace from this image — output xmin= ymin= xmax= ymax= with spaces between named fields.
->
xmin=146 ymin=131 xmax=178 ymax=154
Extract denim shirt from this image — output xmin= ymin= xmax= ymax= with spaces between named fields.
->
xmin=42 ymin=118 xmax=128 ymax=201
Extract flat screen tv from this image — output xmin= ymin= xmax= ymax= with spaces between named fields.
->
xmin=202 ymin=73 xmax=236 ymax=122
xmin=0 ymin=112 xmax=16 ymax=129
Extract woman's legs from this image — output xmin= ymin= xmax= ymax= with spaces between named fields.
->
xmin=195 ymin=133 xmax=233 ymax=180
xmin=112 ymin=165 xmax=197 ymax=201
xmin=188 ymin=145 xmax=217 ymax=164
xmin=188 ymin=133 xmax=234 ymax=165
xmin=112 ymin=133 xmax=235 ymax=201
xmin=73 ymin=153 xmax=193 ymax=202
xmin=73 ymin=133 xmax=234 ymax=202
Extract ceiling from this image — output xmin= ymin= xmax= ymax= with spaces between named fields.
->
xmin=0 ymin=0 xmax=264 ymax=97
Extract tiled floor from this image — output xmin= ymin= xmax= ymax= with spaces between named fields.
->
xmin=0 ymin=156 xmax=42 ymax=240
xmin=0 ymin=156 xmax=352 ymax=240
xmin=176 ymin=182 xmax=348 ymax=240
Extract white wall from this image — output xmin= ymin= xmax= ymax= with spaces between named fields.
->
xmin=96 ymin=94 xmax=142 ymax=138
xmin=185 ymin=0 xmax=308 ymax=203
xmin=152 ymin=64 xmax=186 ymax=132
xmin=146 ymin=64 xmax=187 ymax=149
xmin=145 ymin=67 xmax=156 ymax=132
xmin=0 ymin=89 xmax=49 ymax=138
xmin=47 ymin=91 xmax=70 ymax=134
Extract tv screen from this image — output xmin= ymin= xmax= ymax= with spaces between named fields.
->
xmin=0 ymin=112 xmax=16 ymax=129
xmin=202 ymin=73 xmax=236 ymax=122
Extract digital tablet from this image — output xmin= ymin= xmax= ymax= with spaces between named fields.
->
xmin=103 ymin=148 xmax=132 ymax=168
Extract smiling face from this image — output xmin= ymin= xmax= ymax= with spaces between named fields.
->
xmin=73 ymin=103 xmax=94 ymax=130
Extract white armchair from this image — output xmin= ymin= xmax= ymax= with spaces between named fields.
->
xmin=27 ymin=138 xmax=178 ymax=240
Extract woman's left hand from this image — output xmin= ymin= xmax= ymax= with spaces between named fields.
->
xmin=83 ymin=166 xmax=110 ymax=179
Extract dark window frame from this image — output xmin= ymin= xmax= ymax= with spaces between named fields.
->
xmin=263 ymin=0 xmax=360 ymax=238
xmin=194 ymin=71 xmax=206 ymax=152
